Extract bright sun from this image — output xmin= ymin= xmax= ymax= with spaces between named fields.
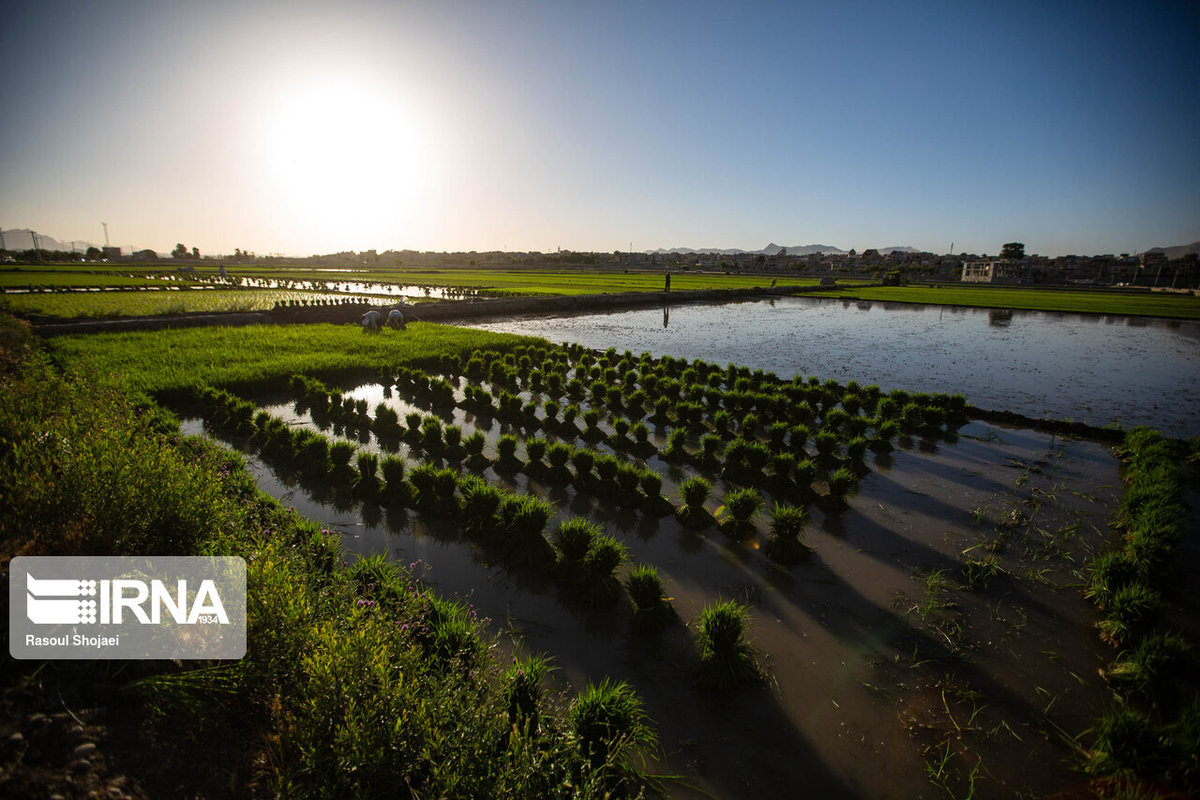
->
xmin=256 ymin=70 xmax=433 ymax=249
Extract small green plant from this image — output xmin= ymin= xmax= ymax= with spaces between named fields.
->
xmin=676 ymin=476 xmax=713 ymax=529
xmin=497 ymin=432 xmax=519 ymax=463
xmin=580 ymin=534 xmax=628 ymax=606
xmin=552 ymin=516 xmax=599 ymax=571
xmin=1099 ymin=584 xmax=1162 ymax=648
xmin=354 ymin=452 xmax=380 ymax=497
xmin=718 ymin=487 xmax=762 ymax=537
xmin=764 ymin=503 xmax=811 ymax=565
xmin=505 ymin=652 xmax=554 ymax=732
xmin=570 ymin=679 xmax=656 ymax=776
xmin=626 ymin=564 xmax=672 ymax=629
xmin=693 ymin=600 xmax=761 ymax=688
xmin=961 ymin=555 xmax=1003 ymax=591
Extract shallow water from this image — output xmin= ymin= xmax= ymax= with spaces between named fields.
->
xmin=184 ymin=394 xmax=1124 ymax=799
xmin=467 ymin=296 xmax=1200 ymax=438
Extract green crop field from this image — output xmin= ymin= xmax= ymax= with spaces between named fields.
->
xmin=0 ymin=269 xmax=192 ymax=288
xmin=46 ymin=321 xmax=533 ymax=398
xmin=0 ymin=288 xmax=388 ymax=318
xmin=806 ymin=284 xmax=1200 ymax=319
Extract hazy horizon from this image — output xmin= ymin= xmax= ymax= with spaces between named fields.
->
xmin=2 ymin=1 xmax=1198 ymax=258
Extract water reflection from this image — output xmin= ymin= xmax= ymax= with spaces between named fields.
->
xmin=469 ymin=296 xmax=1200 ymax=437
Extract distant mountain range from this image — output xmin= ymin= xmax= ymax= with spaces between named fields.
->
xmin=1145 ymin=241 xmax=1200 ymax=259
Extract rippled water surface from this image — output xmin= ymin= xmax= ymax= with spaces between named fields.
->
xmin=468 ymin=296 xmax=1200 ymax=437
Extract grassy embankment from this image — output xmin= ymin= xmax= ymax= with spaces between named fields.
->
xmin=805 ymin=284 xmax=1200 ymax=319
xmin=1 ymin=315 xmax=654 ymax=798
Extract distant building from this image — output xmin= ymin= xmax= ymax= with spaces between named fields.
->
xmin=101 ymin=246 xmax=121 ymax=260
xmin=961 ymin=260 xmax=995 ymax=283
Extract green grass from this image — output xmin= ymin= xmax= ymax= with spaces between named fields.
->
xmin=0 ymin=314 xmax=654 ymax=797
xmin=803 ymin=284 xmax=1200 ymax=319
xmin=45 ymin=322 xmax=537 ymax=399
xmin=0 ymin=268 xmax=193 ymax=288
xmin=1 ymin=288 xmax=381 ymax=318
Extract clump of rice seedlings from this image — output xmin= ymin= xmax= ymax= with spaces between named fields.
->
xmin=463 ymin=430 xmax=486 ymax=459
xmin=420 ymin=416 xmax=444 ymax=453
xmin=639 ymin=470 xmax=668 ymax=514
xmin=615 ymin=463 xmax=643 ymax=506
xmin=498 ymin=493 xmax=554 ymax=565
xmin=676 ymin=476 xmax=713 ymax=529
xmin=353 ymin=452 xmax=380 ymax=497
xmin=442 ymin=423 xmax=464 ymax=451
xmin=372 ymin=403 xmax=402 ymax=439
xmin=542 ymin=399 xmax=560 ymax=426
xmin=845 ymin=435 xmax=869 ymax=464
xmin=379 ymin=455 xmax=410 ymax=506
xmin=404 ymin=411 xmax=423 ymax=441
xmin=717 ymin=487 xmax=762 ymax=537
xmin=552 ymin=516 xmax=599 ymax=574
xmin=698 ymin=433 xmax=723 ymax=465
xmin=582 ymin=408 xmax=603 ymax=441
xmin=961 ymin=555 xmax=1004 ymax=591
xmin=328 ymin=439 xmax=356 ymax=473
xmin=571 ymin=679 xmax=656 ymax=777
xmin=824 ymin=466 xmax=858 ymax=506
xmin=594 ymin=452 xmax=620 ymax=484
xmin=813 ymin=430 xmax=840 ymax=460
xmin=611 ymin=416 xmax=631 ymax=446
xmin=626 ymin=564 xmax=673 ymax=630
xmin=580 ymin=534 xmax=628 ymax=606
xmin=546 ymin=440 xmax=572 ymax=473
xmin=406 ymin=463 xmax=439 ymax=511
xmin=505 ymin=652 xmax=554 ymax=733
xmin=770 ymin=451 xmax=796 ymax=484
xmin=496 ymin=432 xmax=520 ymax=464
xmin=764 ymin=503 xmax=811 ymax=565
xmin=1099 ymin=584 xmax=1163 ymax=648
xmin=524 ymin=437 xmax=547 ymax=470
xmin=870 ymin=420 xmax=897 ymax=452
xmin=296 ymin=432 xmax=330 ymax=477
xmin=556 ymin=402 xmax=578 ymax=431
xmin=569 ymin=447 xmax=594 ymax=483
xmin=1103 ymin=633 xmax=1192 ymax=701
xmin=660 ymin=428 xmax=687 ymax=461
xmin=458 ymin=474 xmax=503 ymax=533
xmin=693 ymin=600 xmax=761 ymax=688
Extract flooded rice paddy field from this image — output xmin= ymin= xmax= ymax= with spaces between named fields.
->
xmin=184 ymin=363 xmax=1126 ymax=799
xmin=468 ymin=295 xmax=1200 ymax=439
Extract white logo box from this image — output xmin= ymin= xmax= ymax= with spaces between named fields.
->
xmin=10 ymin=556 xmax=246 ymax=660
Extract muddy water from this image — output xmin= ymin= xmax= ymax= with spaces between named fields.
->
xmin=466 ymin=296 xmax=1200 ymax=438
xmin=185 ymin=396 xmax=1123 ymax=799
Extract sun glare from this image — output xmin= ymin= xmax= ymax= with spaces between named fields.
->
xmin=256 ymin=71 xmax=433 ymax=249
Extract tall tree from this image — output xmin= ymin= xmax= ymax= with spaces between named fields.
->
xmin=1001 ymin=242 xmax=1025 ymax=260
xmin=172 ymin=242 xmax=188 ymax=259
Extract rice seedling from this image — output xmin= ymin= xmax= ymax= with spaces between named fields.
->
xmin=354 ymin=452 xmax=380 ymax=498
xmin=961 ymin=555 xmax=1004 ymax=591
xmin=580 ymin=534 xmax=628 ymax=606
xmin=615 ymin=463 xmax=643 ymax=505
xmin=458 ymin=474 xmax=504 ymax=533
xmin=379 ymin=455 xmax=411 ymax=507
xmin=442 ymin=423 xmax=464 ymax=450
xmin=420 ymin=415 xmax=444 ymax=453
xmin=569 ymin=447 xmax=594 ymax=483
xmin=561 ymin=402 xmax=580 ymax=430
xmin=463 ymin=429 xmax=486 ymax=458
xmin=498 ymin=493 xmax=555 ymax=565
xmin=764 ymin=503 xmax=811 ymax=565
xmin=296 ymin=432 xmax=331 ymax=477
xmin=626 ymin=564 xmax=673 ymax=629
xmin=414 ymin=593 xmax=483 ymax=667
xmin=693 ymin=599 xmax=761 ymax=688
xmin=717 ymin=487 xmax=762 ymax=537
xmin=404 ymin=411 xmax=424 ymax=440
xmin=542 ymin=398 xmax=560 ymax=425
xmin=676 ymin=476 xmax=714 ymax=529
xmin=571 ymin=679 xmax=656 ymax=777
xmin=496 ymin=432 xmax=519 ymax=464
xmin=699 ymin=433 xmax=724 ymax=464
xmin=825 ymin=466 xmax=859 ymax=505
xmin=552 ymin=516 xmax=599 ymax=573
xmin=524 ymin=436 xmax=547 ymax=468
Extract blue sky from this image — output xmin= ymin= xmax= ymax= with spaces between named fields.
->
xmin=1 ymin=0 xmax=1197 ymax=257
